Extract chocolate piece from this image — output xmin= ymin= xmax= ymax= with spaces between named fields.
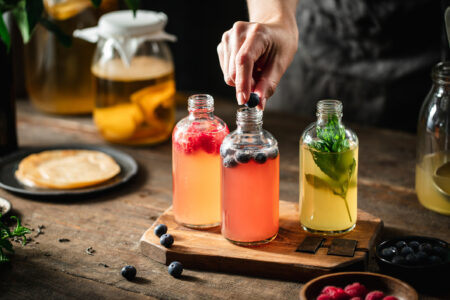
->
xmin=296 ymin=236 xmax=324 ymax=254
xmin=327 ymin=239 xmax=358 ymax=257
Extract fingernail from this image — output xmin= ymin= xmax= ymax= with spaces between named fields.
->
xmin=237 ymin=92 xmax=245 ymax=105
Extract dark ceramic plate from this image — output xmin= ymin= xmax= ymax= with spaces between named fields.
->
xmin=0 ymin=145 xmax=138 ymax=198
xmin=299 ymin=271 xmax=418 ymax=300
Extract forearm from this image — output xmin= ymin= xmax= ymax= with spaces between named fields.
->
xmin=247 ymin=0 xmax=298 ymax=31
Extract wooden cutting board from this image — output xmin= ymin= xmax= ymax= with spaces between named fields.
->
xmin=139 ymin=200 xmax=382 ymax=281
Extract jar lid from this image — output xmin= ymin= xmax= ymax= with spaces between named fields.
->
xmin=98 ymin=10 xmax=168 ymax=37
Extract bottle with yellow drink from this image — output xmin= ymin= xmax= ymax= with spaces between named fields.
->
xmin=75 ymin=10 xmax=177 ymax=145
xmin=299 ymin=100 xmax=359 ymax=234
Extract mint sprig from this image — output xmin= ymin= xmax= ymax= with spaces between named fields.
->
xmin=0 ymin=214 xmax=31 ymax=263
xmin=307 ymin=115 xmax=356 ymax=222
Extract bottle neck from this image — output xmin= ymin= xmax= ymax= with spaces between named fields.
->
xmin=236 ymin=107 xmax=263 ymax=133
xmin=188 ymin=94 xmax=214 ymax=119
xmin=316 ymin=99 xmax=343 ymax=126
xmin=432 ymin=61 xmax=450 ymax=86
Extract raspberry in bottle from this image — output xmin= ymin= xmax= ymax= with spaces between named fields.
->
xmin=220 ymin=106 xmax=279 ymax=245
xmin=172 ymin=94 xmax=229 ymax=228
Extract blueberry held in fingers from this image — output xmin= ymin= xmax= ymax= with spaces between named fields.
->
xmin=160 ymin=233 xmax=174 ymax=248
xmin=245 ymin=93 xmax=259 ymax=108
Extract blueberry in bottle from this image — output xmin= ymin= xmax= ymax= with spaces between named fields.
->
xmin=223 ymin=156 xmax=238 ymax=168
xmin=267 ymin=148 xmax=279 ymax=159
xmin=154 ymin=224 xmax=168 ymax=237
xmin=254 ymin=152 xmax=267 ymax=164
xmin=121 ymin=265 xmax=137 ymax=281
xmin=236 ymin=152 xmax=251 ymax=164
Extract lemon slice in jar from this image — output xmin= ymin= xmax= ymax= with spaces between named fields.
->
xmin=94 ymin=103 xmax=144 ymax=141
xmin=130 ymin=81 xmax=175 ymax=130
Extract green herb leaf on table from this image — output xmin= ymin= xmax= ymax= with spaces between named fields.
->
xmin=0 ymin=214 xmax=31 ymax=263
xmin=308 ymin=114 xmax=356 ymax=222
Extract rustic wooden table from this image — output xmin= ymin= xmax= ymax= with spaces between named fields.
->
xmin=1 ymin=98 xmax=449 ymax=300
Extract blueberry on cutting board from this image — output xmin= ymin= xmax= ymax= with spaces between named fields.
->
xmin=160 ymin=233 xmax=174 ymax=248
xmin=154 ymin=224 xmax=168 ymax=237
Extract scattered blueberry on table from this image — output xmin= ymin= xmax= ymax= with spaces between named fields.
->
xmin=154 ymin=224 xmax=168 ymax=237
xmin=121 ymin=265 xmax=137 ymax=281
xmin=160 ymin=233 xmax=174 ymax=248
xmin=168 ymin=261 xmax=183 ymax=278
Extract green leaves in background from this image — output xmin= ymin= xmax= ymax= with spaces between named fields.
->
xmin=40 ymin=18 xmax=71 ymax=47
xmin=0 ymin=12 xmax=9 ymax=50
xmin=11 ymin=0 xmax=43 ymax=43
xmin=125 ymin=0 xmax=140 ymax=16
xmin=91 ymin=0 xmax=102 ymax=8
xmin=0 ymin=214 xmax=30 ymax=263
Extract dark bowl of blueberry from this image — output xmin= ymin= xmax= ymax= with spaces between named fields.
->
xmin=375 ymin=236 xmax=449 ymax=291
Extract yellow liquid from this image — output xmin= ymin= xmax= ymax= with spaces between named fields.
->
xmin=172 ymin=150 xmax=221 ymax=227
xmin=92 ymin=57 xmax=175 ymax=145
xmin=300 ymin=144 xmax=358 ymax=233
xmin=416 ymin=152 xmax=450 ymax=215
xmin=24 ymin=0 xmax=117 ymax=114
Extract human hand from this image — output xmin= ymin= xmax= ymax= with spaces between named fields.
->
xmin=217 ymin=20 xmax=298 ymax=109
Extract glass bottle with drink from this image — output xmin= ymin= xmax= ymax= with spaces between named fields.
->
xmin=416 ymin=62 xmax=450 ymax=215
xmin=221 ymin=107 xmax=279 ymax=245
xmin=75 ymin=10 xmax=177 ymax=145
xmin=299 ymin=100 xmax=358 ymax=234
xmin=24 ymin=0 xmax=117 ymax=114
xmin=172 ymin=94 xmax=229 ymax=228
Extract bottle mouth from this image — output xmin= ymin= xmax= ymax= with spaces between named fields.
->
xmin=316 ymin=99 xmax=343 ymax=117
xmin=236 ymin=107 xmax=263 ymax=125
xmin=188 ymin=94 xmax=214 ymax=111
xmin=432 ymin=62 xmax=450 ymax=85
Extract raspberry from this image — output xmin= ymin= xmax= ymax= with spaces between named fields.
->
xmin=329 ymin=288 xmax=350 ymax=300
xmin=317 ymin=295 xmax=333 ymax=300
xmin=350 ymin=298 xmax=363 ymax=300
xmin=365 ymin=291 xmax=385 ymax=300
xmin=382 ymin=297 xmax=398 ymax=300
xmin=321 ymin=286 xmax=338 ymax=295
xmin=344 ymin=282 xmax=368 ymax=298
xmin=198 ymin=133 xmax=216 ymax=154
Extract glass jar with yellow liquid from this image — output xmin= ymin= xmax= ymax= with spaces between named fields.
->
xmin=416 ymin=62 xmax=450 ymax=215
xmin=299 ymin=100 xmax=358 ymax=234
xmin=75 ymin=10 xmax=176 ymax=145
xmin=24 ymin=0 xmax=118 ymax=114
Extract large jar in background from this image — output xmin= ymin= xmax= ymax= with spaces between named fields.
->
xmin=24 ymin=0 xmax=117 ymax=114
xmin=75 ymin=10 xmax=176 ymax=145
xmin=416 ymin=62 xmax=450 ymax=215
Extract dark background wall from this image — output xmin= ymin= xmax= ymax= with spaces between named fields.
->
xmin=141 ymin=1 xmax=248 ymax=100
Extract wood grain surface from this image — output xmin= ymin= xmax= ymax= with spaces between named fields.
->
xmin=140 ymin=202 xmax=382 ymax=281
xmin=0 ymin=97 xmax=449 ymax=300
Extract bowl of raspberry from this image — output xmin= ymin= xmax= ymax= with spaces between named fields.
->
xmin=299 ymin=272 xmax=418 ymax=300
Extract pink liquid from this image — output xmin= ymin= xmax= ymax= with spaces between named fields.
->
xmin=221 ymin=157 xmax=279 ymax=244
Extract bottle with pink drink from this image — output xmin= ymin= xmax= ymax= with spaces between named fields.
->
xmin=172 ymin=94 xmax=229 ymax=228
xmin=220 ymin=103 xmax=279 ymax=245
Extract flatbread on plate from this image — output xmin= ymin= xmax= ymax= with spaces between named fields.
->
xmin=15 ymin=150 xmax=121 ymax=189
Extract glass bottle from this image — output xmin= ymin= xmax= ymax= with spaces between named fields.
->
xmin=172 ymin=94 xmax=229 ymax=228
xmin=299 ymin=100 xmax=358 ymax=234
xmin=416 ymin=62 xmax=450 ymax=215
xmin=76 ymin=10 xmax=177 ymax=145
xmin=220 ymin=107 xmax=279 ymax=245
xmin=24 ymin=0 xmax=117 ymax=114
